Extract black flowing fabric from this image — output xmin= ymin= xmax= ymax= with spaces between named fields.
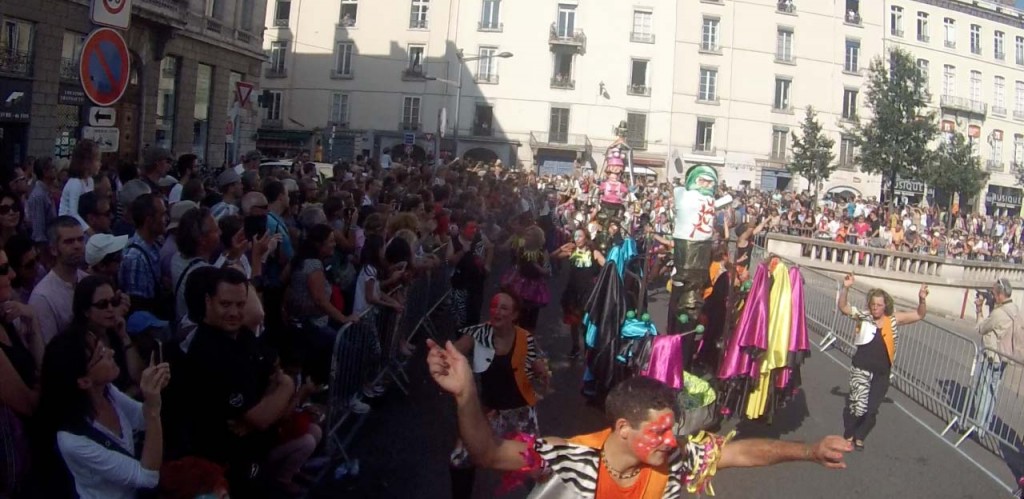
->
xmin=583 ymin=260 xmax=627 ymax=394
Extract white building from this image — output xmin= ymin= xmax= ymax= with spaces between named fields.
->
xmin=259 ymin=0 xmax=678 ymax=178
xmin=260 ymin=0 xmax=1024 ymax=213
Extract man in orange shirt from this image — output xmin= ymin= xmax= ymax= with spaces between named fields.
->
xmin=427 ymin=340 xmax=852 ymax=498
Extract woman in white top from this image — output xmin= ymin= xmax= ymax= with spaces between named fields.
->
xmin=39 ymin=327 xmax=170 ymax=499
xmin=59 ymin=139 xmax=99 ymax=224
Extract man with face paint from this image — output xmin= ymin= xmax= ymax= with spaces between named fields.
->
xmin=427 ymin=341 xmax=852 ymax=498
xmin=449 ymin=216 xmax=493 ymax=329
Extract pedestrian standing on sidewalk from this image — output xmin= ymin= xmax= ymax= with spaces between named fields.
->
xmin=837 ymin=274 xmax=928 ymax=450
xmin=970 ymin=277 xmax=1023 ymax=437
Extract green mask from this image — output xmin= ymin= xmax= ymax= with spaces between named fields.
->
xmin=685 ymin=165 xmax=718 ymax=196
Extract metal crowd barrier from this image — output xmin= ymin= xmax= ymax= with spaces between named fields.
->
xmin=754 ymin=243 xmax=1021 ymax=485
xmin=320 ymin=258 xmax=453 ymax=478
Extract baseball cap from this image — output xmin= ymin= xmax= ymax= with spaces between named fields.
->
xmin=144 ymin=147 xmax=173 ymax=167
xmin=167 ymin=200 xmax=199 ymax=231
xmin=217 ymin=169 xmax=241 ymax=188
xmin=85 ymin=233 xmax=129 ymax=266
xmin=126 ymin=311 xmax=170 ymax=336
xmin=118 ymin=179 xmax=152 ymax=206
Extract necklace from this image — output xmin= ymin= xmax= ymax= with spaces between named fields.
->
xmin=601 ymin=452 xmax=641 ymax=480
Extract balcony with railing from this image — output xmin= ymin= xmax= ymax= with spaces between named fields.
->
xmin=996 ymin=50 xmax=1006 ymax=61
xmin=992 ymin=105 xmax=1007 ymax=117
xmin=273 ymin=17 xmax=289 ymax=27
xmin=845 ymin=11 xmax=861 ymax=26
xmin=475 ymin=73 xmax=499 ymax=84
xmin=478 ymin=21 xmax=503 ymax=32
xmin=135 ymin=0 xmax=187 ymax=25
xmin=409 ymin=18 xmax=428 ymax=29
xmin=940 ymin=95 xmax=987 ymax=117
xmin=264 ymin=66 xmax=287 ymax=78
xmin=1014 ymin=109 xmax=1024 ymax=120
xmin=206 ymin=17 xmax=223 ymax=33
xmin=549 ymin=26 xmax=587 ymax=54
xmin=945 ymin=40 xmax=956 ymax=48
xmin=399 ymin=121 xmax=421 ymax=131
xmin=0 ymin=48 xmax=31 ymax=77
xmin=401 ymin=65 xmax=426 ymax=80
xmin=777 ymin=0 xmax=796 ymax=14
xmin=630 ymin=32 xmax=655 ymax=43
xmin=893 ymin=29 xmax=904 ymax=37
xmin=235 ymin=30 xmax=253 ymax=44
xmin=986 ymin=159 xmax=1005 ymax=172
xmin=918 ymin=34 xmax=930 ymax=43
xmin=627 ymin=84 xmax=651 ymax=96
xmin=529 ymin=131 xmax=592 ymax=154
xmin=550 ymin=75 xmax=575 ymax=89
xmin=59 ymin=57 xmax=78 ymax=81
xmin=692 ymin=144 xmax=717 ymax=155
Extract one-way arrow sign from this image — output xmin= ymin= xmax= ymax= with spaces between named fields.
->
xmin=88 ymin=106 xmax=117 ymax=127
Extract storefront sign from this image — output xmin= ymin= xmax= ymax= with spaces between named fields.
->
xmin=985 ymin=185 xmax=1022 ymax=208
xmin=0 ymin=78 xmax=31 ymax=122
xmin=886 ymin=176 xmax=934 ymax=196
xmin=58 ymin=84 xmax=87 ymax=106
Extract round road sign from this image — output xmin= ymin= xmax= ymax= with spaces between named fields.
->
xmin=103 ymin=0 xmax=127 ymax=14
xmin=79 ymin=28 xmax=131 ymax=107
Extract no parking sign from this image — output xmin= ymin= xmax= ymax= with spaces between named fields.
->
xmin=79 ymin=28 xmax=131 ymax=107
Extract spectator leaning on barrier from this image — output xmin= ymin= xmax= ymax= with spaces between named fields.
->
xmin=970 ymin=278 xmax=1024 ymax=437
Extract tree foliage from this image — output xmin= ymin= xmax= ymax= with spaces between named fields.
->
xmin=787 ymin=106 xmax=836 ymax=198
xmin=849 ymin=48 xmax=937 ymax=204
xmin=919 ymin=131 xmax=989 ymax=211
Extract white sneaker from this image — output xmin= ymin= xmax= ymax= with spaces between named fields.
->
xmin=348 ymin=396 xmax=371 ymax=414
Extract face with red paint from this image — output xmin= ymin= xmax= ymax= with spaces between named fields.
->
xmin=461 ymin=222 xmax=479 ymax=240
xmin=626 ymin=410 xmax=678 ymax=466
xmin=488 ymin=293 xmax=518 ymax=329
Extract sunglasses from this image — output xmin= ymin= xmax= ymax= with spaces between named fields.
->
xmin=0 ymin=205 xmax=19 ymax=215
xmin=91 ymin=296 xmax=123 ymax=310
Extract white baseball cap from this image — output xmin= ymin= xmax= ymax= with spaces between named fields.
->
xmin=86 ymin=234 xmax=129 ymax=266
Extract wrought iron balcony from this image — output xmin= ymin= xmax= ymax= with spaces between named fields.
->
xmin=550 ymin=76 xmax=575 ymax=89
xmin=630 ymin=32 xmax=655 ymax=43
xmin=273 ymin=18 xmax=289 ymax=27
xmin=992 ymin=105 xmax=1007 ymax=117
xmin=845 ymin=12 xmax=861 ymax=25
xmin=478 ymin=21 xmax=503 ymax=32
xmin=892 ymin=29 xmax=904 ymax=37
xmin=399 ymin=121 xmax=421 ymax=131
xmin=986 ymin=160 xmax=1005 ymax=172
xmin=402 ymin=66 xmax=427 ymax=80
xmin=549 ymin=26 xmax=587 ymax=54
xmin=627 ymin=84 xmax=651 ymax=96
xmin=996 ymin=51 xmax=1006 ymax=61
xmin=918 ymin=34 xmax=930 ymax=43
xmin=940 ymin=95 xmax=987 ymax=117
xmin=1014 ymin=110 xmax=1024 ymax=121
xmin=0 ymin=47 xmax=31 ymax=77
xmin=945 ymin=40 xmax=956 ymax=49
xmin=475 ymin=73 xmax=499 ymax=84
xmin=409 ymin=19 xmax=428 ymax=29
xmin=777 ymin=1 xmax=796 ymax=14
xmin=264 ymin=66 xmax=287 ymax=78
xmin=59 ymin=57 xmax=78 ymax=81
xmin=529 ymin=131 xmax=592 ymax=154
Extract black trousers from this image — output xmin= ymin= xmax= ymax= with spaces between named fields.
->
xmin=842 ymin=367 xmax=891 ymax=441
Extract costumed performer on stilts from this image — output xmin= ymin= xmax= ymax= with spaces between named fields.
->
xmin=426 ymin=340 xmax=852 ymax=498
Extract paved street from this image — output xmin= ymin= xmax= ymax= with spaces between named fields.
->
xmin=314 ymin=268 xmax=1017 ymax=498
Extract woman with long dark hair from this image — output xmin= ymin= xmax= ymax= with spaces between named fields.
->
xmin=38 ymin=328 xmax=170 ymax=499
xmin=0 ymin=192 xmax=24 ymax=248
xmin=59 ymin=139 xmax=99 ymax=223
xmin=63 ymin=275 xmax=144 ymax=397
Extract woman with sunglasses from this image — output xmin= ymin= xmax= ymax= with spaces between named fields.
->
xmin=65 ymin=275 xmax=143 ymax=397
xmin=0 ymin=192 xmax=24 ymax=249
xmin=38 ymin=326 xmax=170 ymax=499
xmin=0 ymin=247 xmax=43 ymax=497
xmin=4 ymin=234 xmax=43 ymax=304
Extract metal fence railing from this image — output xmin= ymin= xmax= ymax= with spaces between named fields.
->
xmin=753 ymin=244 xmax=1021 ymax=488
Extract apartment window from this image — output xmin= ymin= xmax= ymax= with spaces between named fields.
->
xmin=156 ymin=57 xmax=179 ymax=150
xmin=771 ymin=127 xmax=788 ymax=160
xmin=944 ymin=18 xmax=956 ymax=48
xmin=549 ymin=107 xmax=570 ymax=143
xmin=943 ymin=64 xmax=955 ymax=97
xmin=552 ymin=52 xmax=574 ymax=88
xmin=632 ymin=10 xmax=654 ymax=43
xmin=410 ymin=0 xmax=429 ymax=29
xmin=206 ymin=0 xmax=224 ymax=19
xmin=842 ymin=89 xmax=858 ymax=119
xmin=698 ymin=67 xmax=718 ymax=101
xmin=970 ymin=70 xmax=982 ymax=102
xmin=330 ymin=93 xmax=349 ymax=124
xmin=701 ymin=17 xmax=720 ymax=52
xmin=407 ymin=44 xmax=425 ymax=71
xmin=477 ymin=46 xmax=498 ymax=83
xmin=844 ymin=39 xmax=860 ymax=73
xmin=776 ymin=27 xmax=793 ymax=62
xmin=845 ymin=0 xmax=860 ymax=24
xmin=269 ymin=41 xmax=287 ymax=74
xmin=1017 ymin=36 xmax=1024 ymax=65
xmin=480 ymin=0 xmax=501 ymax=30
xmin=239 ymin=0 xmax=254 ymax=31
xmin=695 ymin=119 xmax=714 ymax=152
xmin=273 ymin=0 xmax=290 ymax=26
xmin=916 ymin=12 xmax=928 ymax=42
xmin=556 ymin=4 xmax=576 ymax=38
xmin=1015 ymin=134 xmax=1023 ymax=166
xmin=773 ymin=78 xmax=792 ymax=110
xmin=473 ymin=104 xmax=493 ymax=136
xmin=970 ymin=24 xmax=981 ymax=55
xmin=992 ymin=131 xmax=1003 ymax=163
xmin=266 ymin=91 xmax=282 ymax=121
xmin=1016 ymin=81 xmax=1024 ymax=115
xmin=629 ymin=59 xmax=649 ymax=95
xmin=995 ymin=31 xmax=1005 ymax=60
xmin=917 ymin=58 xmax=929 ymax=89
xmin=0 ymin=19 xmax=33 ymax=76
xmin=60 ymin=31 xmax=85 ymax=80
xmin=839 ymin=136 xmax=856 ymax=168
xmin=890 ymin=6 xmax=903 ymax=37
xmin=340 ymin=0 xmax=358 ymax=26
xmin=334 ymin=42 xmax=353 ymax=76
xmin=625 ymin=112 xmax=648 ymax=149
xmin=402 ymin=96 xmax=421 ymax=127
xmin=995 ymin=76 xmax=1006 ymax=112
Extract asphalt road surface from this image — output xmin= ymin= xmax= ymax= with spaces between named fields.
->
xmin=313 ymin=267 xmax=1017 ymax=498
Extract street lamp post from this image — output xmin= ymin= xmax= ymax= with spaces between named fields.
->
xmin=449 ymin=50 xmax=513 ymax=155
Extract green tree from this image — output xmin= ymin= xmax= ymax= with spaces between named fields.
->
xmin=787 ymin=106 xmax=836 ymax=200
xmin=920 ymin=131 xmax=988 ymax=217
xmin=849 ymin=48 xmax=937 ymax=204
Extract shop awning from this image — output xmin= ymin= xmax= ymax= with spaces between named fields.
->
xmin=632 ymin=154 xmax=666 ymax=168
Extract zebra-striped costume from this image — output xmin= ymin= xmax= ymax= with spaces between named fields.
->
xmin=843 ymin=308 xmax=898 ymax=440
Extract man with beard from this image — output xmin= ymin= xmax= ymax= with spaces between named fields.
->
xmin=28 ymin=215 xmax=89 ymax=343
xmin=426 ymin=340 xmax=852 ymax=498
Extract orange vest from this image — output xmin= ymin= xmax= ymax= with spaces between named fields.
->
xmin=568 ymin=429 xmax=670 ymax=499
xmin=510 ymin=326 xmax=538 ymax=406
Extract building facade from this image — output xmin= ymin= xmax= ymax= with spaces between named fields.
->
xmin=0 ymin=0 xmax=267 ymax=170
xmin=259 ymin=0 xmax=678 ymax=177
